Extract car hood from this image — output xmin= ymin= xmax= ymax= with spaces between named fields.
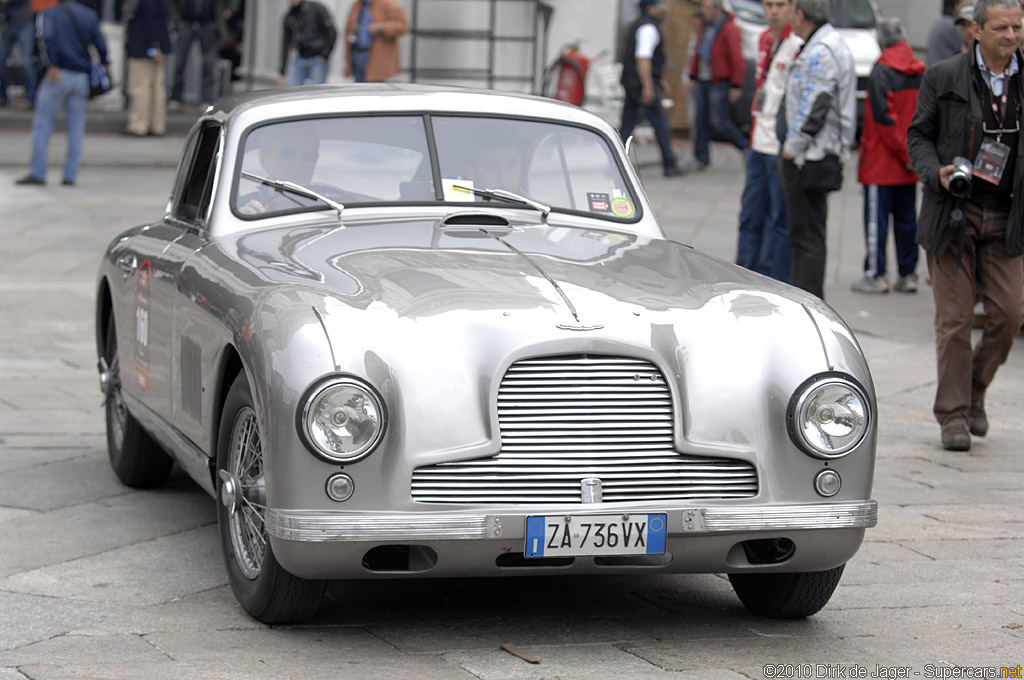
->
xmin=229 ymin=218 xmax=809 ymax=325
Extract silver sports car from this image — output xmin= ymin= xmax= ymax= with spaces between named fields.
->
xmin=95 ymin=84 xmax=877 ymax=623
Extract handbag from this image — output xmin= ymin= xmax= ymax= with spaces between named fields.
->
xmin=800 ymin=153 xmax=844 ymax=192
xmin=61 ymin=4 xmax=113 ymax=98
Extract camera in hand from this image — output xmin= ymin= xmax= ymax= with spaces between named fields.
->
xmin=948 ymin=156 xmax=973 ymax=198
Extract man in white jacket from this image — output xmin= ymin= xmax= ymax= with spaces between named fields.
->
xmin=779 ymin=0 xmax=856 ymax=299
xmin=735 ymin=0 xmax=802 ymax=282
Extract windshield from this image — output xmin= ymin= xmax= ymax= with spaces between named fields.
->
xmin=233 ymin=115 xmax=639 ymax=221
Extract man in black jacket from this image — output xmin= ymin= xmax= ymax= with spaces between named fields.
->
xmin=907 ymin=0 xmax=1024 ymax=452
xmin=279 ymin=0 xmax=336 ymax=86
xmin=619 ymin=0 xmax=683 ymax=177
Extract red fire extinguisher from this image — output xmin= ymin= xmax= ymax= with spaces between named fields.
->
xmin=554 ymin=45 xmax=591 ymax=106
xmin=544 ymin=43 xmax=605 ymax=107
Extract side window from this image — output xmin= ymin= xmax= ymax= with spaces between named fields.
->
xmin=173 ymin=124 xmax=221 ymax=224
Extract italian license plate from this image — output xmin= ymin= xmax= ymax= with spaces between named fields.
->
xmin=524 ymin=513 xmax=667 ymax=558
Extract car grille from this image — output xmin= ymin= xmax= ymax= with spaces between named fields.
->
xmin=411 ymin=354 xmax=758 ymax=504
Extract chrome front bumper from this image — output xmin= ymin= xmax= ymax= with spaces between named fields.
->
xmin=265 ymin=500 xmax=877 ymax=543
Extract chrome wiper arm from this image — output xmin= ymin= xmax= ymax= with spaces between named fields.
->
xmin=451 ymin=185 xmax=551 ymax=222
xmin=241 ymin=171 xmax=345 ymax=218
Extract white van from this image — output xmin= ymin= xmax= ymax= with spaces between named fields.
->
xmin=724 ymin=0 xmax=883 ymax=133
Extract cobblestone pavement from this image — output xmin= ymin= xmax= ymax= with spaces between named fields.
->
xmin=0 ymin=125 xmax=1021 ymax=680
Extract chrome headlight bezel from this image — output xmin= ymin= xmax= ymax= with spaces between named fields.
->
xmin=297 ymin=376 xmax=387 ymax=464
xmin=787 ymin=373 xmax=871 ymax=459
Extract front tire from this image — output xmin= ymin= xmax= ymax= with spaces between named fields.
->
xmin=102 ymin=316 xmax=173 ymax=488
xmin=728 ymin=565 xmax=845 ymax=618
xmin=216 ymin=371 xmax=326 ymax=624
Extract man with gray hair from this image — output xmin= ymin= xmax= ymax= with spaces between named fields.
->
xmin=852 ymin=17 xmax=924 ymax=294
xmin=778 ymin=0 xmax=857 ymax=299
xmin=907 ymin=0 xmax=1024 ymax=451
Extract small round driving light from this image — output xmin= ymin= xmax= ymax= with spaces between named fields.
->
xmin=299 ymin=377 xmax=386 ymax=463
xmin=326 ymin=473 xmax=355 ymax=502
xmin=788 ymin=375 xmax=870 ymax=459
xmin=814 ymin=469 xmax=842 ymax=497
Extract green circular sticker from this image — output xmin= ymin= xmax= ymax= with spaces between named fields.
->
xmin=610 ymin=197 xmax=635 ymax=218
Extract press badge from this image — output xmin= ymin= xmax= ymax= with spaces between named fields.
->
xmin=974 ymin=139 xmax=1011 ymax=185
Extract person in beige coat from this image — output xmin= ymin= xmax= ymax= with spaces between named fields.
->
xmin=343 ymin=0 xmax=407 ymax=82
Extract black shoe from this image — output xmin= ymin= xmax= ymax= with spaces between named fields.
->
xmin=663 ymin=165 xmax=689 ymax=177
xmin=15 ymin=174 xmax=45 ymax=186
xmin=62 ymin=178 xmax=75 ymax=186
xmin=969 ymin=400 xmax=988 ymax=437
xmin=941 ymin=423 xmax=971 ymax=452
xmin=120 ymin=130 xmax=147 ymax=138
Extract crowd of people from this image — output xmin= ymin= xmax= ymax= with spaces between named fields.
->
xmin=3 ymin=0 xmax=407 ymax=184
xmin=620 ymin=0 xmax=1024 ymax=453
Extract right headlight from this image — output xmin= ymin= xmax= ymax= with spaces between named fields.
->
xmin=298 ymin=376 xmax=387 ymax=464
xmin=787 ymin=374 xmax=870 ymax=459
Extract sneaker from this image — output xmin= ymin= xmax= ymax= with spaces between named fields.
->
xmin=941 ymin=423 xmax=971 ymax=451
xmin=663 ymin=165 xmax=689 ymax=177
xmin=62 ymin=178 xmax=75 ymax=186
xmin=969 ymin=399 xmax=988 ymax=437
xmin=850 ymin=275 xmax=889 ymax=294
xmin=15 ymin=174 xmax=45 ymax=186
xmin=893 ymin=273 xmax=918 ymax=293
xmin=167 ymin=100 xmax=184 ymax=112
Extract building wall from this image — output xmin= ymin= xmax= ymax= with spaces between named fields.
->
xmin=244 ymin=0 xmax=620 ymax=91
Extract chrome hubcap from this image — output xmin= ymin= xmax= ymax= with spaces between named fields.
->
xmin=225 ymin=406 xmax=267 ymax=581
xmin=102 ymin=354 xmax=126 ymax=450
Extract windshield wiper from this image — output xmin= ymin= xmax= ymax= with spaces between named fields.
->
xmin=241 ymin=171 xmax=345 ymax=219
xmin=451 ymin=185 xmax=551 ymax=223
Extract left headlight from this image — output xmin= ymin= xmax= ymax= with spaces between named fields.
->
xmin=298 ymin=376 xmax=387 ymax=464
xmin=787 ymin=374 xmax=870 ymax=459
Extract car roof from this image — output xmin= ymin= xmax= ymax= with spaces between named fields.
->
xmin=208 ymin=83 xmax=611 ymax=131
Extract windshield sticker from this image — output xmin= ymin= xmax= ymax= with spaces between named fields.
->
xmin=587 ymin=192 xmax=613 ymax=213
xmin=610 ymin=197 xmax=635 ymax=218
xmin=442 ymin=178 xmax=475 ymax=202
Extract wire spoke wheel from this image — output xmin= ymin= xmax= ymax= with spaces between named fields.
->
xmin=226 ymin=406 xmax=267 ymax=580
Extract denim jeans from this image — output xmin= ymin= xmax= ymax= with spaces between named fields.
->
xmin=30 ymin=70 xmax=89 ymax=182
xmin=737 ymin=149 xmax=790 ymax=282
xmin=286 ymin=55 xmax=329 ymax=87
xmin=350 ymin=47 xmax=370 ymax=82
xmin=619 ymin=87 xmax=679 ymax=172
xmin=862 ymin=184 xmax=919 ymax=278
xmin=693 ymin=81 xmax=748 ymax=165
xmin=0 ymin=20 xmax=38 ymax=103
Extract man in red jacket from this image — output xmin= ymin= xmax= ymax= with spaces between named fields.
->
xmin=852 ymin=17 xmax=925 ymax=294
xmin=687 ymin=0 xmax=747 ymax=169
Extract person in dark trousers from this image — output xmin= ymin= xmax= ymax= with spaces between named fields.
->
xmin=851 ymin=17 xmax=924 ymax=295
xmin=0 ymin=0 xmax=38 ymax=107
xmin=278 ymin=0 xmax=336 ymax=86
xmin=735 ymin=0 xmax=801 ymax=282
xmin=168 ymin=0 xmax=223 ymax=107
xmin=907 ymin=0 xmax=1024 ymax=452
xmin=778 ymin=0 xmax=856 ymax=300
xmin=687 ymin=0 xmax=747 ymax=170
xmin=619 ymin=0 xmax=683 ymax=177
xmin=14 ymin=0 xmax=106 ymax=186
xmin=123 ymin=0 xmax=172 ymax=136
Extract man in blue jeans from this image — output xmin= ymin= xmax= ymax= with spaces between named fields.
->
xmin=735 ymin=0 xmax=801 ymax=282
xmin=15 ymin=0 xmax=107 ymax=186
xmin=687 ymin=0 xmax=749 ymax=170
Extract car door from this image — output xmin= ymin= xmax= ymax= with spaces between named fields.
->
xmin=119 ymin=123 xmax=221 ymax=427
